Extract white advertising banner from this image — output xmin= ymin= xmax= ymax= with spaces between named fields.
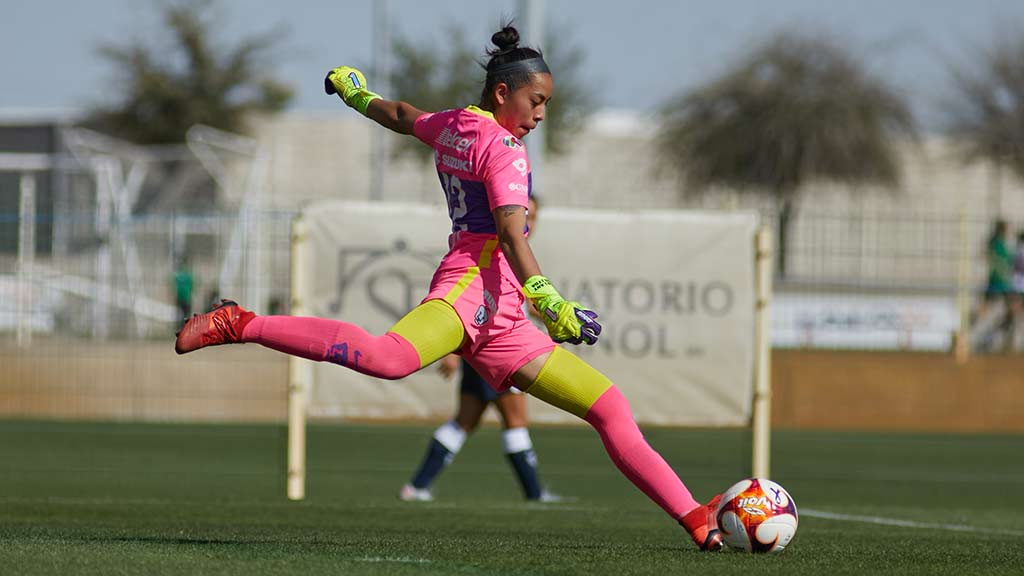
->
xmin=772 ymin=292 xmax=958 ymax=351
xmin=301 ymin=201 xmax=758 ymax=426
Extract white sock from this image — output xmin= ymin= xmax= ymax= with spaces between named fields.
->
xmin=433 ymin=420 xmax=467 ymax=454
xmin=502 ymin=427 xmax=533 ymax=454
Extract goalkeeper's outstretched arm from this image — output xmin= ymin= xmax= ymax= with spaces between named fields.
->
xmin=364 ymin=99 xmax=427 ymax=136
xmin=324 ymin=65 xmax=426 ymax=135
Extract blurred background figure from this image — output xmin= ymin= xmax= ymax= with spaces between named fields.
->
xmin=985 ymin=220 xmax=1013 ymax=301
xmin=399 ymin=197 xmax=565 ymax=503
xmin=1014 ymin=229 xmax=1024 ymax=297
xmin=974 ymin=219 xmax=1018 ymax=350
xmin=173 ymin=256 xmax=195 ymax=329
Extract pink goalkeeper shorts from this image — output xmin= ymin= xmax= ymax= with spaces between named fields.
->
xmin=423 ymin=232 xmax=555 ymax=392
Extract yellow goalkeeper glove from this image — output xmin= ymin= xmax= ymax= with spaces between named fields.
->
xmin=324 ymin=66 xmax=381 ymax=116
xmin=522 ymin=275 xmax=602 ymax=345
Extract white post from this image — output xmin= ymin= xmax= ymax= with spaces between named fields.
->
xmin=92 ymin=159 xmax=112 ymax=339
xmin=16 ymin=172 xmax=37 ymax=347
xmin=752 ymin=227 xmax=773 ymax=479
xmin=115 ymin=161 xmax=149 ymax=337
xmin=518 ymin=0 xmax=546 ymax=194
xmin=287 ymin=217 xmax=312 ymax=500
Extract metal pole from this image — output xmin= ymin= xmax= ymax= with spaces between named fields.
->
xmin=518 ymin=0 xmax=546 ymax=195
xmin=369 ymin=0 xmax=391 ymax=201
xmin=955 ymin=200 xmax=971 ymax=363
xmin=751 ymin=227 xmax=773 ymax=479
xmin=17 ymin=172 xmax=37 ymax=347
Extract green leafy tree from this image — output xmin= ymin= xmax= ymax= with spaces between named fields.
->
xmin=945 ymin=29 xmax=1024 ymax=209
xmin=387 ymin=26 xmax=480 ymax=162
xmin=540 ymin=25 xmax=589 ymax=156
xmin=657 ymin=31 xmax=916 ymax=276
xmin=85 ymin=0 xmax=293 ymax=144
xmin=388 ymin=23 xmax=589 ymax=162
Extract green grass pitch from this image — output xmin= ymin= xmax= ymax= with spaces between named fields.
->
xmin=1 ymin=420 xmax=1021 ymax=575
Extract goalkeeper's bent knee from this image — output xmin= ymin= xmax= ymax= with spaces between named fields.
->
xmin=525 ymin=347 xmax=614 ymax=418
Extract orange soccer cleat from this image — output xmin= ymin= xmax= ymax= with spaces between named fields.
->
xmin=680 ymin=494 xmax=725 ymax=552
xmin=175 ymin=300 xmax=255 ymax=355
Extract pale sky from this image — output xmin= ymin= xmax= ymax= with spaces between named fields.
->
xmin=4 ymin=0 xmax=1024 ymax=127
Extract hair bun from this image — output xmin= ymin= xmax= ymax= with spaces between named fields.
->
xmin=491 ymin=26 xmax=520 ymax=51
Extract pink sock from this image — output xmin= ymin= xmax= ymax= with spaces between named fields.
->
xmin=584 ymin=386 xmax=700 ymax=520
xmin=241 ymin=316 xmax=421 ymax=380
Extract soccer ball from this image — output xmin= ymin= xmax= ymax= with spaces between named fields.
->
xmin=715 ymin=478 xmax=798 ymax=553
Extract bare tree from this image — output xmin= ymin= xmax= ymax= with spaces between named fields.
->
xmin=658 ymin=31 xmax=916 ymax=276
xmin=388 ymin=26 xmax=481 ymax=162
xmin=945 ymin=28 xmax=1024 ymax=210
xmin=85 ymin=0 xmax=293 ymax=144
xmin=540 ymin=24 xmax=590 ymax=156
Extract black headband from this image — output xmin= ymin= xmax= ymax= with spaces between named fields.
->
xmin=487 ymin=57 xmax=550 ymax=77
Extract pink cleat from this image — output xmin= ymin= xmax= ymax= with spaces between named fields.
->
xmin=680 ymin=494 xmax=724 ymax=552
xmin=175 ymin=300 xmax=255 ymax=355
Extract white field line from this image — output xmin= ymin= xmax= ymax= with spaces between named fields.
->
xmin=801 ymin=508 xmax=1024 ymax=538
xmin=355 ymin=557 xmax=431 ymax=564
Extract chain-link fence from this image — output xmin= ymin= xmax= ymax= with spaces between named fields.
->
xmin=4 ymin=178 xmax=1019 ymax=352
xmin=0 ymin=141 xmax=295 ymax=342
xmin=0 ymin=139 xmax=295 ymax=422
xmin=2 ymin=211 xmax=293 ymax=339
xmin=3 ymin=135 xmax=1022 ymax=425
xmin=775 ymin=208 xmax=1022 ymax=353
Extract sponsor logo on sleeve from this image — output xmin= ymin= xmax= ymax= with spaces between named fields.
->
xmin=502 ymin=135 xmax=523 ymax=149
xmin=507 ymin=182 xmax=528 ymax=193
xmin=512 ymin=158 xmax=528 ymax=176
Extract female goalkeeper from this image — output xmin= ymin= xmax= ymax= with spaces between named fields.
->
xmin=175 ymin=24 xmax=722 ymax=552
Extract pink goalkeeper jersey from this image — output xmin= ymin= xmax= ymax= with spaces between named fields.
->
xmin=413 ymin=105 xmax=532 ymax=239
xmin=412 ymin=106 xmax=553 ymax=389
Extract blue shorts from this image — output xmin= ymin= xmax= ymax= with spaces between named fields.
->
xmin=459 ymin=358 xmax=508 ymax=402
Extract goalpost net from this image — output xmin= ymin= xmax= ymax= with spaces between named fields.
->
xmin=287 ymin=201 xmax=771 ymax=500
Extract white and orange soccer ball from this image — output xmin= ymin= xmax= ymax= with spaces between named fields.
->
xmin=715 ymin=478 xmax=798 ymax=553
